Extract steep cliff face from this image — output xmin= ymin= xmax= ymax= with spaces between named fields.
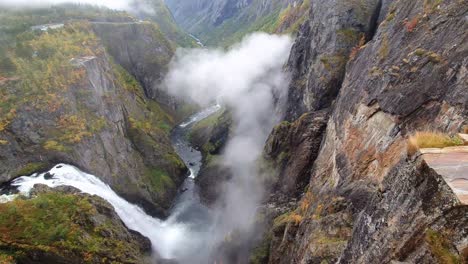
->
xmin=165 ymin=0 xmax=309 ymax=46
xmin=188 ymin=109 xmax=233 ymax=204
xmin=284 ymin=0 xmax=382 ymax=120
xmin=264 ymin=110 xmax=328 ymax=197
xmin=92 ymin=22 xmax=175 ymax=104
xmin=265 ymin=0 xmax=468 ymax=263
xmin=0 ymin=22 xmax=186 ymax=217
xmin=92 ymin=21 xmax=198 ymax=120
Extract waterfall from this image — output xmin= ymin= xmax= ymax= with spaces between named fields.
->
xmin=0 ymin=105 xmax=222 ymax=262
xmin=6 ymin=164 xmax=191 ymax=259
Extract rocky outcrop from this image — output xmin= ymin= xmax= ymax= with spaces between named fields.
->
xmin=92 ymin=22 xmax=174 ymax=103
xmin=264 ymin=0 xmax=468 ymax=263
xmin=264 ymin=110 xmax=329 ymax=196
xmin=92 ymin=21 xmax=198 ymax=120
xmin=0 ymin=23 xmax=187 ymax=218
xmin=0 ymin=184 xmax=151 ymax=264
xmin=284 ymin=0 xmax=382 ymax=120
xmin=188 ymin=109 xmax=233 ymax=204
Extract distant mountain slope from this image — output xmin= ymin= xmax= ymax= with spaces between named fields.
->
xmin=165 ymin=0 xmax=310 ymax=46
xmin=131 ymin=0 xmax=197 ymax=47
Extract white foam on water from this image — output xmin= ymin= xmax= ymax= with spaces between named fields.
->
xmin=0 ymin=194 xmax=17 ymax=203
xmin=7 ymin=164 xmax=198 ymax=259
xmin=0 ymin=106 xmax=222 ymax=262
xmin=179 ymin=104 xmax=221 ymax=128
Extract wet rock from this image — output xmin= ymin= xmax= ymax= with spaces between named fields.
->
xmin=284 ymin=0 xmax=382 ymax=120
xmin=264 ymin=110 xmax=329 ymax=196
xmin=263 ymin=0 xmax=468 ymax=263
xmin=189 ymin=109 xmax=233 ymax=204
xmin=30 ymin=184 xmax=81 ymax=196
xmin=43 ymin=172 xmax=54 ymax=180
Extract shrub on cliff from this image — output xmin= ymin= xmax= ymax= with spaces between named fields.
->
xmin=407 ymin=131 xmax=464 ymax=154
xmin=0 ymin=190 xmax=150 ymax=263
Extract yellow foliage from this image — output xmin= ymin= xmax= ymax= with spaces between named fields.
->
xmin=0 ymin=254 xmax=14 ymax=264
xmin=312 ymin=204 xmax=324 ymax=220
xmin=57 ymin=115 xmax=92 ymax=143
xmin=379 ymin=34 xmax=390 ymax=60
xmin=408 ymin=131 xmax=464 ymax=155
xmin=276 ymin=0 xmax=311 ymax=32
xmin=0 ymin=108 xmax=16 ymax=132
xmin=43 ymin=140 xmax=67 ymax=152
xmin=300 ymin=191 xmax=314 ymax=213
xmin=0 ymin=121 xmax=9 ymax=132
xmin=289 ymin=213 xmax=303 ymax=225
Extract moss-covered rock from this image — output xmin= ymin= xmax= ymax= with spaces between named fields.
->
xmin=0 ymin=20 xmax=187 ymax=217
xmin=187 ymin=109 xmax=233 ymax=204
xmin=0 ymin=185 xmax=151 ymax=264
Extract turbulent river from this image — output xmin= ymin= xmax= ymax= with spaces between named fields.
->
xmin=0 ymin=105 xmax=221 ymax=263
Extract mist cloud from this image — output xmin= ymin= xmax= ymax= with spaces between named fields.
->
xmin=0 ymin=0 xmax=134 ymax=10
xmin=165 ymin=33 xmax=292 ymax=262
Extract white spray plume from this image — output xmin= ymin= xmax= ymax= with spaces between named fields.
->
xmin=0 ymin=0 xmax=131 ymax=9
xmin=0 ymin=0 xmax=158 ymax=15
xmin=165 ymin=32 xmax=292 ymax=262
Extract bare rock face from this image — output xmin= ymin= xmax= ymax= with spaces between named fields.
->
xmin=264 ymin=110 xmax=329 ymax=196
xmin=284 ymin=0 xmax=382 ymax=120
xmin=0 ymin=24 xmax=187 ymax=218
xmin=91 ymin=22 xmax=175 ymax=107
xmin=264 ymin=0 xmax=468 ymax=263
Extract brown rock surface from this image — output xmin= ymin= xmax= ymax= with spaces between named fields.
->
xmin=262 ymin=0 xmax=468 ymax=263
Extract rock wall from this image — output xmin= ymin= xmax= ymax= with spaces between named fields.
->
xmin=92 ymin=22 xmax=174 ymax=103
xmin=264 ymin=0 xmax=468 ymax=263
xmin=92 ymin=21 xmax=198 ymax=120
xmin=284 ymin=0 xmax=382 ymax=120
xmin=0 ymin=23 xmax=187 ymax=218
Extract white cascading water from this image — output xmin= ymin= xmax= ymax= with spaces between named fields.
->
xmin=179 ymin=103 xmax=221 ymax=128
xmin=0 ymin=105 xmax=222 ymax=261
xmin=8 ymin=164 xmax=190 ymax=258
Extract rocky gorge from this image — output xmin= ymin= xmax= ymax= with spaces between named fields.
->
xmin=260 ymin=0 xmax=468 ymax=263
xmin=0 ymin=19 xmax=188 ymax=219
xmin=0 ymin=0 xmax=467 ymax=263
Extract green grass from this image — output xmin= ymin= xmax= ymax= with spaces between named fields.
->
xmin=249 ymin=233 xmax=271 ymax=264
xmin=425 ymin=229 xmax=462 ymax=264
xmin=0 ymin=192 xmax=145 ymax=262
xmin=190 ymin=109 xmax=223 ymax=133
xmin=272 ymin=211 xmax=303 ymax=230
xmin=0 ymin=193 xmax=92 ymax=246
xmin=14 ymin=162 xmax=49 ymax=177
xmin=145 ymin=168 xmax=174 ymax=195
xmin=0 ymin=22 xmax=108 ymax=149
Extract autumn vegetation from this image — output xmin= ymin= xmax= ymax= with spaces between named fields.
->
xmin=0 ymin=192 xmax=145 ymax=263
xmin=407 ymin=131 xmax=465 ymax=155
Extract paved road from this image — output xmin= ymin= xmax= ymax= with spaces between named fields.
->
xmin=422 ymin=146 xmax=468 ymax=204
